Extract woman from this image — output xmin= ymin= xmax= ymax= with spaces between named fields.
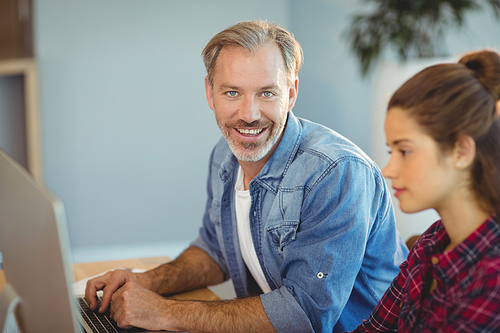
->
xmin=350 ymin=50 xmax=500 ymax=332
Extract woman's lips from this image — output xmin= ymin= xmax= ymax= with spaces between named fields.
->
xmin=393 ymin=187 xmax=406 ymax=198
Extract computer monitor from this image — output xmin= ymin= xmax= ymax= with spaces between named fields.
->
xmin=0 ymin=148 xmax=81 ymax=332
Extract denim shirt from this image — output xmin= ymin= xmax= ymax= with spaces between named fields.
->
xmin=191 ymin=112 xmax=408 ymax=333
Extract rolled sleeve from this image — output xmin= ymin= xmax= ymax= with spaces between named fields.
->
xmin=260 ymin=285 xmax=315 ymax=332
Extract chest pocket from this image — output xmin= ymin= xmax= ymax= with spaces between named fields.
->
xmin=266 ymin=188 xmax=304 ymax=252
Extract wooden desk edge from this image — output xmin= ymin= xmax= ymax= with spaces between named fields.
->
xmin=1 ymin=256 xmax=220 ymax=301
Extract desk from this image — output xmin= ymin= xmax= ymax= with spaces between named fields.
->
xmin=0 ymin=256 xmax=219 ymax=301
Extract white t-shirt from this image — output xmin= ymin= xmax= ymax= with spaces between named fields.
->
xmin=234 ymin=166 xmax=272 ymax=293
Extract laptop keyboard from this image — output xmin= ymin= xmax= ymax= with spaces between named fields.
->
xmin=77 ymin=296 xmax=144 ymax=333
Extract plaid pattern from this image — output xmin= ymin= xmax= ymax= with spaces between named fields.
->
xmin=350 ymin=215 xmax=500 ymax=333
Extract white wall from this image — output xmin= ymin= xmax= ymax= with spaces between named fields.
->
xmin=289 ymin=0 xmax=372 ymax=153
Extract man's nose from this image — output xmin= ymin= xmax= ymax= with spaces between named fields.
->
xmin=238 ymin=97 xmax=261 ymax=123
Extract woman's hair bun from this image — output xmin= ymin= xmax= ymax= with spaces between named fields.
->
xmin=459 ymin=50 xmax=500 ymax=100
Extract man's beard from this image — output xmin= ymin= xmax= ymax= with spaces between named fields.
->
xmin=215 ymin=115 xmax=286 ymax=162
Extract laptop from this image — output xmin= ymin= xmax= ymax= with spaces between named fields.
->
xmin=0 ymin=149 xmax=148 ymax=333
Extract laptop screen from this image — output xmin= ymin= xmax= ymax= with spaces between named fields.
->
xmin=0 ymin=149 xmax=80 ymax=333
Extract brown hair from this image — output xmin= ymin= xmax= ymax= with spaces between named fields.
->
xmin=202 ymin=20 xmax=303 ymax=87
xmin=388 ymin=50 xmax=500 ymax=215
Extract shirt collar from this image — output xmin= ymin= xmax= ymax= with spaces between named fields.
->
xmin=431 ymin=215 xmax=500 ymax=281
xmin=253 ymin=111 xmax=302 ymax=185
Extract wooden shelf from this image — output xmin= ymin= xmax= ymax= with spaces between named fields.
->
xmin=0 ymin=58 xmax=42 ymax=183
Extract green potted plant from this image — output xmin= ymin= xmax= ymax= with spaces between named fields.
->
xmin=347 ymin=0 xmax=500 ymax=76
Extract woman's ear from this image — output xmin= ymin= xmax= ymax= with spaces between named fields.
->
xmin=453 ymin=135 xmax=476 ymax=169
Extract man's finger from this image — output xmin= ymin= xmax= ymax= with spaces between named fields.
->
xmin=98 ymin=271 xmax=127 ymax=312
xmin=85 ymin=278 xmax=107 ymax=310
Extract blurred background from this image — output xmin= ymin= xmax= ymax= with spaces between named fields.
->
xmin=1 ymin=0 xmax=500 ymax=264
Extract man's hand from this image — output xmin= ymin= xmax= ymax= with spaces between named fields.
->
xmin=109 ymin=282 xmax=170 ymax=330
xmin=84 ymin=247 xmax=224 ymax=315
xmin=85 ymin=264 xmax=276 ymax=332
xmin=111 ymin=285 xmax=276 ymax=333
xmin=85 ymin=268 xmax=149 ymax=313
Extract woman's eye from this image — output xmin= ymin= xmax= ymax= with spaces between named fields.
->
xmin=400 ymin=150 xmax=409 ymax=156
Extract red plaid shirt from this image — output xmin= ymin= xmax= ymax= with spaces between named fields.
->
xmin=350 ymin=215 xmax=500 ymax=333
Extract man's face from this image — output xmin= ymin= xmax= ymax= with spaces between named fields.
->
xmin=205 ymin=43 xmax=298 ymax=163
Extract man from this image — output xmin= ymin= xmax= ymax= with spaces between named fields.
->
xmin=85 ymin=20 xmax=408 ymax=333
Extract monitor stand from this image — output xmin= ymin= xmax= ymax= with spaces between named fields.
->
xmin=0 ymin=283 xmax=21 ymax=333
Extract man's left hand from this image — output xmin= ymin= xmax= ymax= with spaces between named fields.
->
xmin=109 ymin=281 xmax=170 ymax=330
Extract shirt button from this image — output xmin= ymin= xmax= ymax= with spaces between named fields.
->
xmin=317 ymin=272 xmax=324 ymax=279
xmin=431 ymin=257 xmax=439 ymax=265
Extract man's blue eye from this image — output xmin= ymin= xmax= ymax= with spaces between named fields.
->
xmin=262 ymin=92 xmax=273 ymax=97
xmin=227 ymin=91 xmax=238 ymax=97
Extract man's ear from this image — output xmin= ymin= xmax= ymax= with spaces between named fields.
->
xmin=205 ymin=76 xmax=215 ymax=111
xmin=287 ymin=77 xmax=299 ymax=111
xmin=453 ymin=135 xmax=476 ymax=169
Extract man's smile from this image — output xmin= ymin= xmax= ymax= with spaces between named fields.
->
xmin=235 ymin=128 xmax=265 ymax=136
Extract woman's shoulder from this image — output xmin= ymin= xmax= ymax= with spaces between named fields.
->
xmin=410 ymin=220 xmax=444 ymax=250
xmin=468 ymin=218 xmax=500 ymax=283
xmin=476 ymin=248 xmax=500 ymax=279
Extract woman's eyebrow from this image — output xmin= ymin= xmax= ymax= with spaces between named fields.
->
xmin=387 ymin=138 xmax=413 ymax=146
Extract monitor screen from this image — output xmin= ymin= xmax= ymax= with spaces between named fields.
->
xmin=0 ymin=149 xmax=80 ymax=332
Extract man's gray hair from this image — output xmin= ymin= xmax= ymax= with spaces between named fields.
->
xmin=202 ymin=20 xmax=303 ymax=87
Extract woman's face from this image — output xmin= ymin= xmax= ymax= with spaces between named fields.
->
xmin=382 ymin=108 xmax=459 ymax=214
